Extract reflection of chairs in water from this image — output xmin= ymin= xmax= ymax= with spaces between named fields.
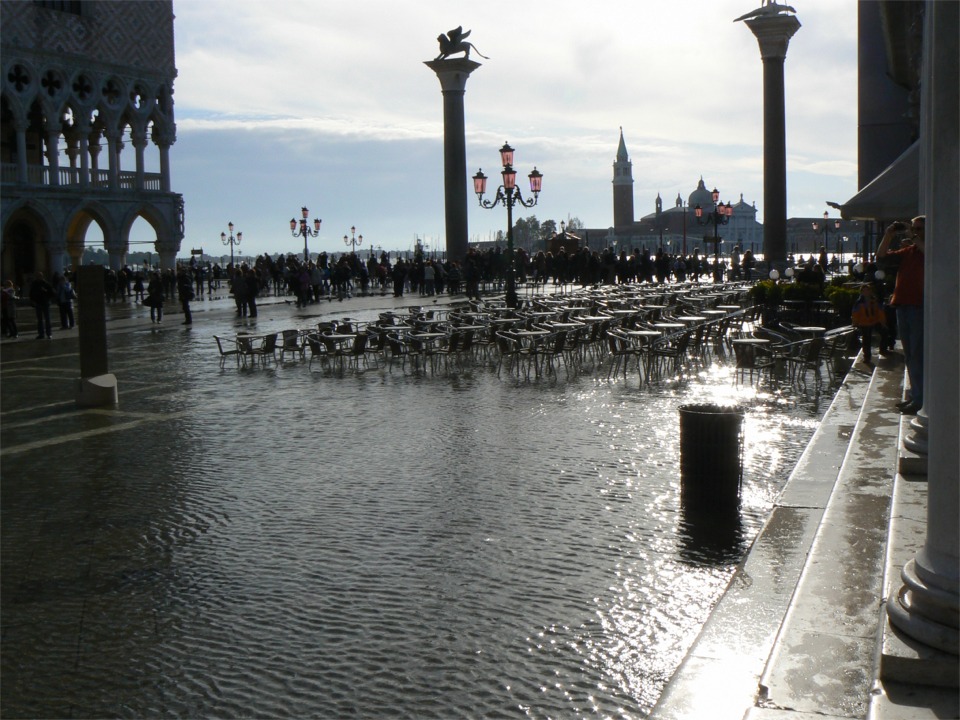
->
xmin=730 ymin=339 xmax=775 ymax=384
xmin=245 ymin=332 xmax=278 ymax=367
xmin=495 ymin=332 xmax=533 ymax=378
xmin=279 ymin=329 xmax=304 ymax=362
xmin=647 ymin=330 xmax=691 ymax=377
xmin=304 ymin=334 xmax=327 ymax=370
xmin=776 ymin=337 xmax=825 ymax=387
xmin=385 ymin=333 xmax=412 ymax=373
xmin=823 ymin=328 xmax=858 ymax=382
xmin=214 ymin=335 xmax=241 ymax=367
xmin=604 ymin=329 xmax=638 ymax=380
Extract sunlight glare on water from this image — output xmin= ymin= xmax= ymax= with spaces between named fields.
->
xmin=0 ymin=326 xmax=833 ymax=719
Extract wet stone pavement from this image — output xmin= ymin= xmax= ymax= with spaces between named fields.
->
xmin=1 ymin=297 xmax=837 ymax=718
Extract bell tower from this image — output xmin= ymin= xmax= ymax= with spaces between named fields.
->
xmin=613 ymin=128 xmax=634 ymax=230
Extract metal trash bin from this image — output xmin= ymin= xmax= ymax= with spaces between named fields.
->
xmin=678 ymin=404 xmax=744 ymax=506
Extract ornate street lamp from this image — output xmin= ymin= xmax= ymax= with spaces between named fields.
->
xmin=290 ymin=206 xmax=321 ymax=262
xmin=473 ymin=142 xmax=543 ymax=308
xmin=221 ymin=222 xmax=242 ymax=269
xmin=343 ymin=226 xmax=363 ymax=254
xmin=811 ymin=210 xmax=840 ymax=260
xmin=694 ymin=187 xmax=732 ymax=281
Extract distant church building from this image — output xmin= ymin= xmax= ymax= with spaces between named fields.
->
xmin=580 ymin=129 xmax=763 ymax=255
xmin=1 ymin=0 xmax=183 ymax=286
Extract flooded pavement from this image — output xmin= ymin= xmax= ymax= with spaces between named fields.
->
xmin=1 ymin=317 xmax=833 ymax=718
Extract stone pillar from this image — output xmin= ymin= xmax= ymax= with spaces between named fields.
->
xmin=106 ymin=130 xmax=120 ymax=190
xmin=75 ymin=265 xmax=118 ymax=408
xmin=424 ymin=58 xmax=481 ymax=264
xmin=132 ymin=127 xmax=147 ymax=191
xmin=158 ymin=140 xmax=172 ymax=193
xmin=887 ymin=0 xmax=959 ymax=660
xmin=89 ymin=129 xmax=102 ymax=186
xmin=45 ymin=128 xmax=61 ymax=186
xmin=157 ymin=238 xmax=178 ymax=271
xmin=78 ymin=128 xmax=90 ymax=188
xmin=742 ymin=12 xmax=801 ymax=269
xmin=15 ymin=119 xmax=28 ymax=183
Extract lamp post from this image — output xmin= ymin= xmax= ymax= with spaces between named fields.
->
xmin=694 ymin=188 xmax=732 ymax=281
xmin=473 ymin=142 xmax=543 ymax=308
xmin=221 ymin=222 xmax=242 ymax=269
xmin=290 ymin=206 xmax=321 ymax=263
xmin=811 ymin=210 xmax=840 ymax=262
xmin=343 ymin=226 xmax=363 ymax=254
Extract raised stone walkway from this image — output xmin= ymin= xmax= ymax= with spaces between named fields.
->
xmin=651 ymin=351 xmax=958 ymax=718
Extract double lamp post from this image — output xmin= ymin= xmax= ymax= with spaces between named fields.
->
xmin=290 ymin=206 xmax=321 ymax=263
xmin=694 ymin=188 xmax=732 ymax=281
xmin=221 ymin=222 xmax=241 ymax=268
xmin=812 ymin=210 xmax=841 ymax=262
xmin=473 ymin=143 xmax=543 ymax=308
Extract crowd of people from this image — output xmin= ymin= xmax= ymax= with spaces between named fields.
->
xmin=0 ymin=223 xmax=927 ymax=420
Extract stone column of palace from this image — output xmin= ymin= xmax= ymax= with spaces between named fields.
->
xmin=886 ymin=0 xmax=959 ymax=660
xmin=424 ymin=59 xmax=481 ymax=264
xmin=743 ymin=13 xmax=800 ymax=270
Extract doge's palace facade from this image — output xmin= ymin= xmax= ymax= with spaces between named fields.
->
xmin=1 ymin=0 xmax=183 ymax=284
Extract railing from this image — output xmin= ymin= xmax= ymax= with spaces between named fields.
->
xmin=2 ymin=163 xmax=162 ymax=191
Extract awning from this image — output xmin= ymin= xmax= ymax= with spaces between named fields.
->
xmin=837 ymin=141 xmax=919 ymax=221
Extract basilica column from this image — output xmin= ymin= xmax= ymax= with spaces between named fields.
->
xmin=886 ymin=0 xmax=959 ymax=661
xmin=132 ymin=127 xmax=147 ymax=191
xmin=45 ymin=122 xmax=62 ymax=187
xmin=105 ymin=129 xmax=121 ymax=190
xmin=14 ymin=117 xmax=28 ymax=184
xmin=740 ymin=8 xmax=801 ymax=269
xmin=424 ymin=58 xmax=481 ymax=264
xmin=88 ymin=129 xmax=102 ymax=187
xmin=157 ymin=124 xmax=175 ymax=193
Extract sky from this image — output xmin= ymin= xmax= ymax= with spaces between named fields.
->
xmin=131 ymin=0 xmax=858 ymax=260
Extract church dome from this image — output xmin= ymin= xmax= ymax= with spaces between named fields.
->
xmin=688 ymin=177 xmax=715 ymax=210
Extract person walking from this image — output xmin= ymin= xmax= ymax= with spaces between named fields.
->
xmin=177 ymin=270 xmax=194 ymax=325
xmin=851 ymin=283 xmax=889 ymax=367
xmin=54 ymin=272 xmax=76 ymax=329
xmin=29 ymin=272 xmax=54 ymax=339
xmin=877 ymin=216 xmax=925 ymax=414
xmin=146 ymin=271 xmax=164 ymax=323
xmin=1 ymin=280 xmax=19 ymax=338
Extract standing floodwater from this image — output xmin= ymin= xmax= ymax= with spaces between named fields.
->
xmin=1 ymin=325 xmax=826 ymax=718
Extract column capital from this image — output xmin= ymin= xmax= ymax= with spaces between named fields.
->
xmin=744 ymin=14 xmax=802 ymax=60
xmin=424 ymin=59 xmax=482 ymax=93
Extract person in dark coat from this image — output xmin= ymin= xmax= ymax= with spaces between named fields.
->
xmin=29 ymin=272 xmax=54 ymax=339
xmin=177 ymin=270 xmax=194 ymax=325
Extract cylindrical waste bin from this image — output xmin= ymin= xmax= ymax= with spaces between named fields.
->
xmin=678 ymin=404 xmax=744 ymax=506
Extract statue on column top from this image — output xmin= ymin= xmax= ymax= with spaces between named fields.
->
xmin=435 ymin=26 xmax=490 ymax=61
xmin=734 ymin=1 xmax=797 ymax=22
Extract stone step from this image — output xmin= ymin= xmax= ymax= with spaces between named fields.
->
xmin=753 ymin=362 xmax=903 ymax=717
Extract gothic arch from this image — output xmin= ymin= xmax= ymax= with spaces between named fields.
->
xmin=1 ymin=199 xmax=58 ymax=285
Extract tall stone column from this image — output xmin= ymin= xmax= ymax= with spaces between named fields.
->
xmin=887 ymin=0 xmax=959 ymax=661
xmin=15 ymin=120 xmax=28 ymax=183
xmin=132 ymin=127 xmax=147 ymax=191
xmin=741 ymin=11 xmax=801 ymax=269
xmin=424 ymin=58 xmax=481 ymax=264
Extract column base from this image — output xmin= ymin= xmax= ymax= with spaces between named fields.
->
xmin=76 ymin=374 xmax=118 ymax=408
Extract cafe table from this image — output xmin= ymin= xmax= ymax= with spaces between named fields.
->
xmin=792 ymin=326 xmax=826 ymax=337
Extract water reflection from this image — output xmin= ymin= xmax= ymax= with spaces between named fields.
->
xmin=0 ymin=328 xmax=836 ymax=719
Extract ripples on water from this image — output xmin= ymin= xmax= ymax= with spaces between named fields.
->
xmin=0 ymin=327 xmax=825 ymax=719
